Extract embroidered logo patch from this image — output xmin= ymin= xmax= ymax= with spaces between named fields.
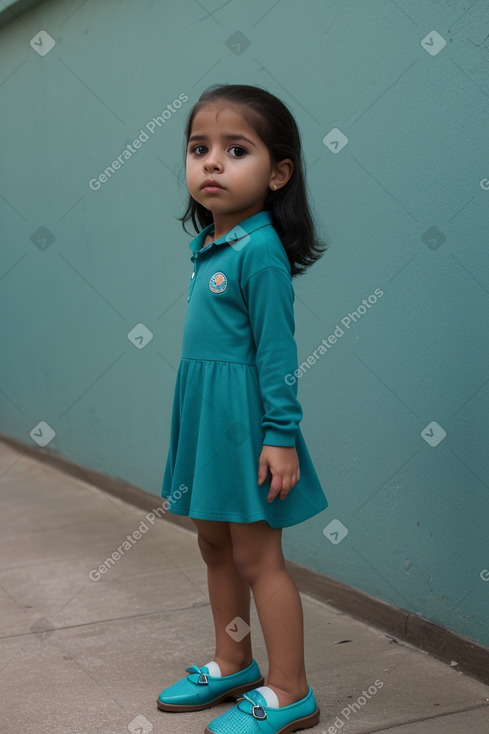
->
xmin=209 ymin=272 xmax=228 ymax=293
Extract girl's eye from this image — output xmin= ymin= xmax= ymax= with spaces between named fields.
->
xmin=188 ymin=144 xmax=247 ymax=157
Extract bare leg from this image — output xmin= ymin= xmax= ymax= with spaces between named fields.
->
xmin=192 ymin=519 xmax=253 ymax=676
xmin=230 ymin=521 xmax=309 ymax=707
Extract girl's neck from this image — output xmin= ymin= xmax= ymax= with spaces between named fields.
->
xmin=209 ymin=202 xmax=267 ymax=243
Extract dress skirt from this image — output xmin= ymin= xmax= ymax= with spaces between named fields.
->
xmin=161 ymin=358 xmax=328 ymax=528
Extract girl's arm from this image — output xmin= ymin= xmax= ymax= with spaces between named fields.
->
xmin=242 ymin=265 xmax=303 ymax=500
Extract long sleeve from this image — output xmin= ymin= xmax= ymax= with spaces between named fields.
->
xmin=241 ymin=266 xmax=303 ymax=446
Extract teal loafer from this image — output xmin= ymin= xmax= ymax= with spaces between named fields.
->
xmin=157 ymin=660 xmax=264 ymax=712
xmin=204 ymin=686 xmax=320 ymax=734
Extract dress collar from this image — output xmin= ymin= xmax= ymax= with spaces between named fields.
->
xmin=189 ymin=210 xmax=273 ymax=257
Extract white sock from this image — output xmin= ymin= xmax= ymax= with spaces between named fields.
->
xmin=255 ymin=685 xmax=280 ymax=708
xmin=203 ymin=660 xmax=222 ymax=677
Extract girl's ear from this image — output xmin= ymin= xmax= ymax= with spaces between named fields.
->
xmin=270 ymin=158 xmax=294 ymax=191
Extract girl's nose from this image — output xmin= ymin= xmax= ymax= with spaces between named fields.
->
xmin=203 ymin=150 xmax=223 ymax=172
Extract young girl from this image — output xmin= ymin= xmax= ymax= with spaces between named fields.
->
xmin=157 ymin=83 xmax=328 ymax=734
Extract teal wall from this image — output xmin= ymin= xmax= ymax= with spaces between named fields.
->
xmin=1 ymin=0 xmax=488 ymax=646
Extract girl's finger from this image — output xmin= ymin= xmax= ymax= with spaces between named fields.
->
xmin=257 ymin=456 xmax=269 ymax=485
xmin=267 ymin=472 xmax=282 ymax=502
xmin=280 ymin=476 xmax=292 ymax=500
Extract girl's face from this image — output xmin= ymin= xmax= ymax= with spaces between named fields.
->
xmin=186 ymin=103 xmax=284 ymax=222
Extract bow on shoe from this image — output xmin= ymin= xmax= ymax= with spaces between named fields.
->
xmin=239 ymin=692 xmax=267 ymax=720
xmin=185 ymin=665 xmax=209 ymax=685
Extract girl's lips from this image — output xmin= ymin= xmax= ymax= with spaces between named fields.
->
xmin=201 ymin=179 xmax=225 ymax=190
xmin=202 ymin=185 xmax=225 ymax=192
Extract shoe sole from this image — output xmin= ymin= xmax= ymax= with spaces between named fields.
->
xmin=156 ymin=676 xmax=265 ymax=712
xmin=204 ymin=706 xmax=320 ymax=734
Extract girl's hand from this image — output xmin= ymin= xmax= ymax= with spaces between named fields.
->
xmin=257 ymin=445 xmax=300 ymax=502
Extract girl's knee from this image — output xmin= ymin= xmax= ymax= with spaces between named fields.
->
xmin=197 ymin=533 xmax=216 ymax=564
xmin=230 ymin=524 xmax=285 ymax=584
xmin=196 ymin=527 xmax=232 ymax=566
xmin=231 ymin=548 xmax=257 ymax=585
xmin=232 ymin=546 xmax=284 ymax=586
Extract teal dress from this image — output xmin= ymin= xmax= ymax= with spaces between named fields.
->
xmin=161 ymin=210 xmax=328 ymax=528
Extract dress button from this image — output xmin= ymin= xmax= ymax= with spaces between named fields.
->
xmin=191 ymin=272 xmax=195 ymax=279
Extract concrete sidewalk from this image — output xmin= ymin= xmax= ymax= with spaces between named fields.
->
xmin=0 ymin=439 xmax=488 ymax=734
